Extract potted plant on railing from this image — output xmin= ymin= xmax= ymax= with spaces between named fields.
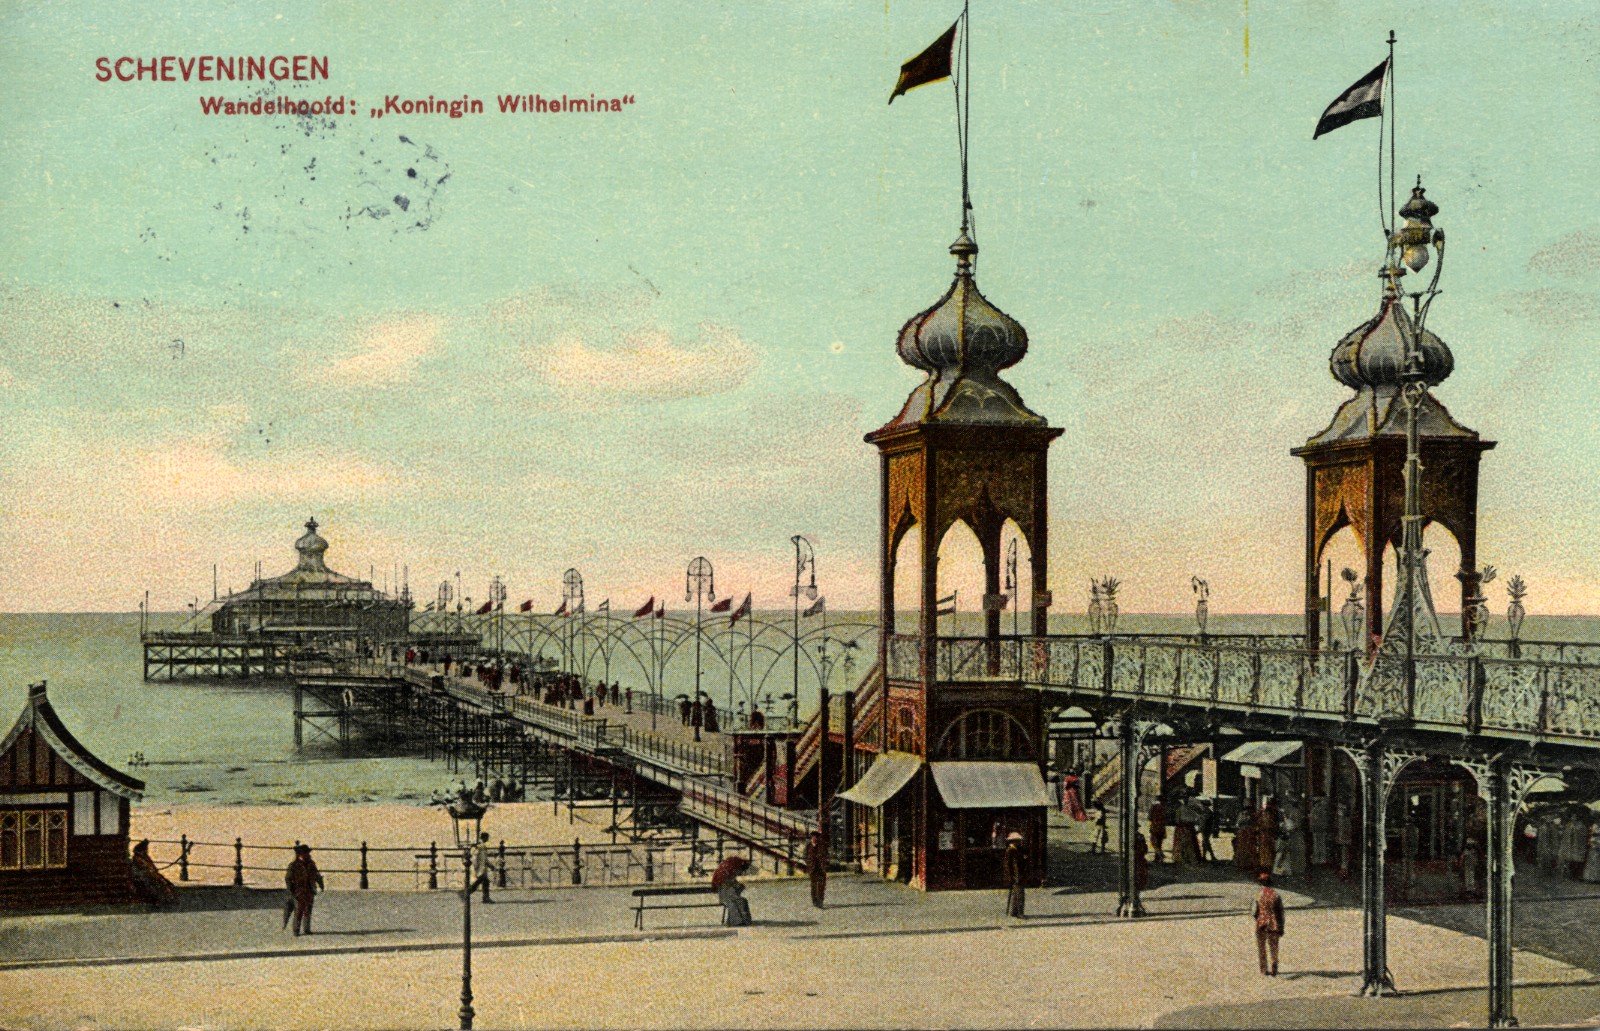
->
xmin=1099 ymin=578 xmax=1121 ymax=637
xmin=1338 ymin=568 xmax=1364 ymax=652
xmin=1506 ymin=575 xmax=1527 ymax=658
xmin=1087 ymin=580 xmax=1103 ymax=636
xmin=1191 ymin=576 xmax=1209 ymax=639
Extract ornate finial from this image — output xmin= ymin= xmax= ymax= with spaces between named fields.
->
xmin=305 ymin=516 xmax=318 ymax=535
xmin=1392 ymin=179 xmax=1441 ymax=273
xmin=950 ymin=230 xmax=978 ymax=275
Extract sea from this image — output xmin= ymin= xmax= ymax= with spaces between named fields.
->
xmin=3 ymin=610 xmax=1596 ymax=808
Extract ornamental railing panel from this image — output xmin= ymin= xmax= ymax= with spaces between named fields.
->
xmin=1177 ymin=648 xmax=1215 ymax=702
xmin=1301 ymin=652 xmax=1349 ymax=716
xmin=1412 ymin=654 xmax=1473 ymax=726
xmin=1258 ymin=652 xmax=1299 ymax=711
xmin=1078 ymin=642 xmax=1105 ymax=692
xmin=1217 ymin=649 xmax=1255 ymax=706
xmin=1145 ymin=646 xmax=1179 ymax=699
xmin=1479 ymin=658 xmax=1543 ymax=734
xmin=887 ymin=634 xmax=921 ymax=681
xmin=1110 ymin=644 xmax=1144 ymax=695
xmin=1547 ymin=663 xmax=1600 ymax=740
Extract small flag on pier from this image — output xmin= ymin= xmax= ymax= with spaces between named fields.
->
xmin=655 ymin=601 xmax=666 ymax=619
xmin=1314 ymin=57 xmax=1388 ymax=139
xmin=519 ymin=599 xmax=533 ymax=612
xmin=424 ymin=601 xmax=436 ymax=611
xmin=710 ymin=596 xmax=733 ymax=613
xmin=475 ymin=601 xmax=492 ymax=614
xmin=889 ymin=18 xmax=959 ymax=104
xmin=730 ymin=593 xmax=752 ymax=625
xmin=554 ymin=600 xmax=569 ymax=617
xmin=597 ymin=600 xmax=610 ymax=613
xmin=936 ymin=591 xmax=958 ymax=617
xmin=804 ymin=596 xmax=826 ymax=618
xmin=634 ymin=597 xmax=655 ymax=618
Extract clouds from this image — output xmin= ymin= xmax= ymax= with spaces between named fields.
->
xmin=320 ymin=315 xmax=443 ymax=387
xmin=534 ymin=323 xmax=756 ymax=399
xmin=1527 ymin=230 xmax=1600 ymax=279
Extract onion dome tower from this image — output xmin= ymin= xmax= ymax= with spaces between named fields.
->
xmin=294 ymin=517 xmax=331 ymax=574
xmin=863 ymin=229 xmax=1062 ymax=893
xmin=1291 ymin=182 xmax=1494 ymax=651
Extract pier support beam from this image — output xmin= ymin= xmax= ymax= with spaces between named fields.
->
xmin=1116 ymin=718 xmax=1145 ymax=918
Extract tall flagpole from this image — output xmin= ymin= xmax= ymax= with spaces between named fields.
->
xmin=1388 ymin=30 xmax=1396 ymax=236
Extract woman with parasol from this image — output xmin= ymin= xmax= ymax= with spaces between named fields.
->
xmin=711 ymin=855 xmax=752 ymax=926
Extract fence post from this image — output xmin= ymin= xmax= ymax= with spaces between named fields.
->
xmin=429 ymin=841 xmax=439 ymax=890
xmin=572 ymin=837 xmax=583 ymax=885
xmin=179 ymin=834 xmax=190 ymax=881
xmin=497 ymin=840 xmax=508 ymax=888
xmin=645 ymin=849 xmax=655 ymax=883
xmin=233 ymin=837 xmax=244 ymax=887
xmin=360 ymin=841 xmax=370 ymax=890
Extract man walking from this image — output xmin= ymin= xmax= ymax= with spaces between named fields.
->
xmin=805 ymin=830 xmax=827 ymax=909
xmin=466 ymin=832 xmax=494 ymax=903
xmin=1252 ymin=872 xmax=1285 ymax=976
xmin=284 ymin=844 xmax=324 ymax=936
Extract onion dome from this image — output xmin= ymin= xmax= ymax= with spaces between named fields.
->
xmin=878 ymin=233 xmax=1046 ymax=431
xmin=294 ymin=517 xmax=330 ymax=573
xmin=1329 ymin=294 xmax=1454 ymax=390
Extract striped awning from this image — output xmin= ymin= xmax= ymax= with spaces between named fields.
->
xmin=836 ymin=751 xmax=922 ymax=808
xmin=1220 ymin=741 xmax=1302 ymax=767
xmin=929 ymin=762 xmax=1052 ymax=809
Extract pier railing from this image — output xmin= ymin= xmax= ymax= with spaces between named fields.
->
xmin=145 ymin=829 xmax=804 ymax=893
xmin=886 ymin=634 xmax=1600 ymax=745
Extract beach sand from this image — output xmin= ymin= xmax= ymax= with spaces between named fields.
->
xmin=130 ymin=801 xmax=642 ymax=889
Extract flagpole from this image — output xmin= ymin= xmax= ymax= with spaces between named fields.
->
xmin=1387 ymin=30 xmax=1396 ymax=237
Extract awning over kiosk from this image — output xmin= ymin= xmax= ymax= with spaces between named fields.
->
xmin=836 ymin=751 xmax=923 ymax=808
xmin=929 ymin=762 xmax=1052 ymax=809
xmin=1219 ymin=741 xmax=1302 ymax=767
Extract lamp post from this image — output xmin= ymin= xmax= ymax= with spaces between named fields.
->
xmin=489 ymin=576 xmax=507 ymax=657
xmin=455 ymin=571 xmax=463 ymax=634
xmin=685 ymin=558 xmax=714 ymax=743
xmin=790 ymin=535 xmax=817 ymax=727
xmin=444 ymin=793 xmax=488 ymax=1031
xmin=562 ymin=569 xmax=584 ymax=676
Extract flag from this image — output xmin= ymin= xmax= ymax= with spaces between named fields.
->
xmin=936 ymin=591 xmax=957 ymax=617
xmin=1313 ymin=58 xmax=1388 ymax=139
xmin=710 ymin=596 xmax=733 ymax=613
xmin=654 ymin=601 xmax=665 ymax=619
xmin=554 ymin=600 xmax=568 ymax=617
xmin=519 ymin=599 xmax=533 ymax=612
xmin=476 ymin=601 xmax=492 ymax=615
xmin=889 ymin=18 xmax=958 ymax=104
xmin=574 ymin=600 xmax=586 ymax=615
xmin=424 ymin=601 xmax=436 ymax=611
xmin=730 ymin=593 xmax=752 ymax=626
xmin=803 ymin=596 xmax=825 ymax=618
xmin=597 ymin=600 xmax=610 ymax=613
xmin=634 ymin=596 xmax=655 ymax=618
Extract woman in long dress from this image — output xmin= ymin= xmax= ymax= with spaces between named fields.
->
xmin=1061 ymin=774 xmax=1088 ymax=822
xmin=711 ymin=856 xmax=752 ymax=926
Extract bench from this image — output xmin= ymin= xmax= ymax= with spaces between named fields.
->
xmin=630 ymin=885 xmax=723 ymax=930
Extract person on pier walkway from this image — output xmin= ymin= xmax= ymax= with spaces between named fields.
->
xmin=1148 ymin=798 xmax=1167 ymax=863
xmin=285 ymin=845 xmax=324 ymax=936
xmin=805 ymin=830 xmax=827 ymax=909
xmin=130 ymin=839 xmax=178 ymax=908
xmin=1252 ymin=872 xmax=1285 ymax=976
xmin=679 ymin=697 xmax=692 ymax=726
xmin=1003 ymin=832 xmax=1026 ymax=918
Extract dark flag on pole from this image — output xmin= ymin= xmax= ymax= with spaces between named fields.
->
xmin=633 ymin=597 xmax=655 ymax=618
xmin=889 ymin=19 xmax=959 ymax=104
xmin=553 ymin=600 xmax=568 ymax=617
xmin=730 ymin=593 xmax=752 ymax=626
xmin=710 ymin=596 xmax=733 ymax=614
xmin=519 ymin=599 xmax=533 ymax=612
xmin=476 ymin=601 xmax=493 ymax=615
xmin=1314 ymin=58 xmax=1388 ymax=139
xmin=803 ymin=596 xmax=826 ymax=618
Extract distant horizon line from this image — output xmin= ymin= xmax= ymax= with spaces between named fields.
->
xmin=10 ymin=609 xmax=1600 ymax=620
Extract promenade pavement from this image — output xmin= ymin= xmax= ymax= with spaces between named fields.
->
xmin=3 ymin=865 xmax=1598 ymax=1028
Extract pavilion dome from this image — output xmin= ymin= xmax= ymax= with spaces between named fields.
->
xmin=878 ymin=232 xmax=1046 ymax=432
xmin=1329 ymin=295 xmax=1455 ymax=391
xmin=293 ymin=517 xmax=331 ymax=574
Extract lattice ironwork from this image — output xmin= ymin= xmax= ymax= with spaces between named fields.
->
xmin=1111 ymin=646 xmax=1143 ymax=695
xmin=1301 ymin=652 xmax=1347 ymax=715
xmin=887 ymin=635 xmax=921 ymax=681
xmin=1177 ymin=648 xmax=1215 ymax=701
xmin=1479 ymin=659 xmax=1543 ymax=734
xmin=1258 ymin=652 xmax=1298 ymax=711
xmin=1547 ymin=664 xmax=1600 ymax=740
xmin=1217 ymin=649 xmax=1255 ymax=705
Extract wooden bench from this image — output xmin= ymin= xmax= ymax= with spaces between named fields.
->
xmin=630 ymin=885 xmax=722 ymax=930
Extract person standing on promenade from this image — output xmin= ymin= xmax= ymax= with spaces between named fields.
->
xmin=1148 ymin=797 xmax=1167 ymax=863
xmin=285 ymin=845 xmax=324 ymax=936
xmin=805 ymin=830 xmax=827 ymax=909
xmin=1093 ymin=808 xmax=1110 ymax=853
xmin=1003 ymin=832 xmax=1026 ymax=918
xmin=466 ymin=832 xmax=494 ymax=903
xmin=1252 ymin=872 xmax=1285 ymax=975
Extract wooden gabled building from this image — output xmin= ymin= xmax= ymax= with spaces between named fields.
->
xmin=0 ymin=681 xmax=145 ymax=909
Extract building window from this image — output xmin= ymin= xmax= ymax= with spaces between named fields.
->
xmin=934 ymin=709 xmax=1035 ymax=761
xmin=0 ymin=810 xmax=68 ymax=870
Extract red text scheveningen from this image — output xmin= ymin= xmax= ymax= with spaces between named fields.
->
xmin=95 ymin=55 xmax=329 ymax=82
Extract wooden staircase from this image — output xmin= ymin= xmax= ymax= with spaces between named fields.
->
xmin=743 ymin=660 xmax=883 ymax=801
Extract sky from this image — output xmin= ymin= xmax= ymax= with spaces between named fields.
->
xmin=1 ymin=0 xmax=1597 ymax=617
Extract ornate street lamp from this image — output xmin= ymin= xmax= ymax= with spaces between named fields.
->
xmin=443 ymin=791 xmax=488 ymax=1031
xmin=790 ymin=535 xmax=817 ymax=726
xmin=685 ymin=557 xmax=715 ymax=743
xmin=562 ymin=569 xmax=584 ymax=676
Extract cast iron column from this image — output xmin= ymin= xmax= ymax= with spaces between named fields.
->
xmin=1360 ymin=739 xmax=1394 ymax=996
xmin=1116 ymin=718 xmax=1144 ymax=918
xmin=1486 ymin=760 xmax=1517 ymax=1027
